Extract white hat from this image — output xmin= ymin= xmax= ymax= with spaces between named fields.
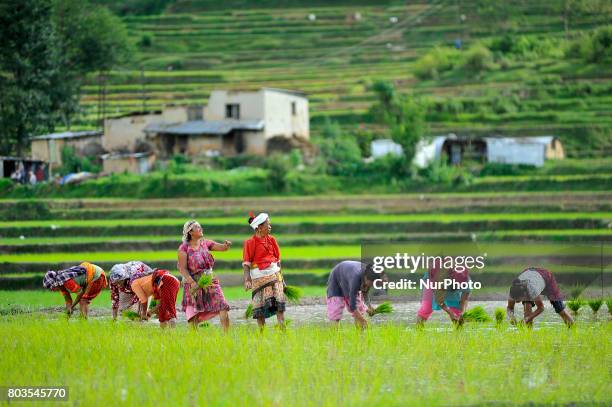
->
xmin=249 ymin=213 xmax=269 ymax=230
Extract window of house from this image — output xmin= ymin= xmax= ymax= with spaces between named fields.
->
xmin=188 ymin=105 xmax=203 ymax=120
xmin=291 ymin=101 xmax=297 ymax=116
xmin=225 ymin=104 xmax=240 ymax=119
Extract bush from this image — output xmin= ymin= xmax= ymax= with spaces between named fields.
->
xmin=419 ymin=157 xmax=474 ymax=187
xmin=491 ymin=95 xmax=519 ymax=114
xmin=213 ymin=154 xmax=266 ymax=170
xmin=58 ymin=146 xmax=100 ymax=175
xmin=315 ymin=118 xmax=363 ymax=176
xmin=139 ymin=34 xmax=153 ymax=47
xmin=263 ymin=154 xmax=292 ymax=191
xmin=490 ymin=35 xmax=562 ymax=59
xmin=462 ymin=44 xmax=494 ymax=72
xmin=167 ymin=154 xmax=188 ymax=174
xmin=414 ymin=47 xmax=460 ymax=80
xmin=479 ymin=163 xmax=536 ymax=177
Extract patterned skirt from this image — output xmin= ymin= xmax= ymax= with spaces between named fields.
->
xmin=81 ymin=273 xmax=107 ymax=304
xmin=158 ymin=274 xmax=180 ymax=323
xmin=251 ymin=272 xmax=286 ymax=319
xmin=181 ymin=275 xmax=230 ymax=322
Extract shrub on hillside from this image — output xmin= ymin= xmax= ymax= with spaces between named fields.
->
xmin=567 ymin=26 xmax=612 ymax=63
xmin=315 ymin=118 xmax=363 ymax=176
xmin=462 ymin=44 xmax=494 ymax=73
xmin=490 ymin=35 xmax=563 ymax=59
xmin=414 ymin=47 xmax=460 ymax=80
xmin=263 ymin=154 xmax=292 ymax=191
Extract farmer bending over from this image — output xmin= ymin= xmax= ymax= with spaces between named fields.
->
xmin=326 ymin=261 xmax=386 ymax=330
xmin=506 ymin=267 xmax=574 ymax=327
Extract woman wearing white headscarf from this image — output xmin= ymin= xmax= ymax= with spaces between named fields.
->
xmin=109 ymin=261 xmax=154 ymax=320
xmin=177 ymin=220 xmax=232 ymax=330
xmin=242 ymin=212 xmax=286 ymax=330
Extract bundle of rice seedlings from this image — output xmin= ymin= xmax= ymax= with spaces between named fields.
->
xmin=122 ymin=310 xmax=140 ymax=320
xmin=245 ymin=303 xmax=254 ymax=319
xmin=283 ymin=285 xmax=302 ymax=304
xmin=461 ymin=306 xmax=491 ymax=323
xmin=494 ymin=308 xmax=505 ymax=325
xmin=567 ymin=299 xmax=583 ymax=316
xmin=190 ymin=274 xmax=214 ymax=297
xmin=198 ymin=274 xmax=213 ymax=289
xmin=607 ymin=298 xmax=612 ymax=316
xmin=587 ymin=299 xmax=603 ymax=315
xmin=150 ymin=299 xmax=159 ymax=308
xmin=372 ymin=302 xmax=393 ymax=315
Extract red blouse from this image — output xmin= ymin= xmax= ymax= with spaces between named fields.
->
xmin=242 ymin=235 xmax=281 ymax=270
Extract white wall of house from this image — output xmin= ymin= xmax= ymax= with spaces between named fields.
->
xmin=205 ymin=90 xmax=264 ymax=121
xmin=205 ymin=89 xmax=309 ymax=141
xmin=263 ymin=90 xmax=309 ymax=140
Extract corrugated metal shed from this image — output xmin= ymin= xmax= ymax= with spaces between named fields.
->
xmin=485 ymin=136 xmax=554 ymax=167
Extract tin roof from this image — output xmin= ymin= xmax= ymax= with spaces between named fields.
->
xmin=144 ymin=120 xmax=264 ymax=136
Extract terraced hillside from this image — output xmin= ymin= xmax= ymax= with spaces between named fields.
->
xmin=73 ymin=0 xmax=611 ymax=156
xmin=1 ymin=192 xmax=610 ymax=293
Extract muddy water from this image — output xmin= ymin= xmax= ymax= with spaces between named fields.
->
xmin=38 ymin=298 xmax=589 ymax=328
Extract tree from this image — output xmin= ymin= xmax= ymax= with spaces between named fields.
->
xmin=369 ymin=80 xmax=427 ymax=165
xmin=0 ymin=0 xmax=59 ymax=156
xmin=0 ymin=0 xmax=132 ymax=156
xmin=52 ymin=0 xmax=132 ymax=128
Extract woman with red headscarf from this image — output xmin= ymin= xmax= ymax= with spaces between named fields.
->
xmin=416 ymin=259 xmax=472 ymax=325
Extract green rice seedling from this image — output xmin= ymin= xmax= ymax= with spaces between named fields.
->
xmin=587 ymin=299 xmax=602 ymax=316
xmin=607 ymin=298 xmax=612 ymax=315
xmin=245 ymin=303 xmax=253 ymax=319
xmin=148 ymin=299 xmax=159 ymax=316
xmin=122 ymin=310 xmax=140 ymax=320
xmin=372 ymin=302 xmax=393 ymax=315
xmin=567 ymin=299 xmax=583 ymax=316
xmin=495 ymin=308 xmax=505 ymax=325
xmin=461 ymin=306 xmax=491 ymax=323
xmin=283 ymin=285 xmax=303 ymax=304
xmin=569 ymin=284 xmax=585 ymax=300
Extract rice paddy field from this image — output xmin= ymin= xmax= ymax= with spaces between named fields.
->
xmin=2 ymin=1 xmax=611 ymax=401
xmin=0 ymin=319 xmax=610 ymax=405
xmin=0 ymin=191 xmax=611 ymax=405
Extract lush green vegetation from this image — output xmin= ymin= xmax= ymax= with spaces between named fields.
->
xmin=0 ymin=318 xmax=609 ymax=405
xmin=61 ymin=0 xmax=610 ymax=158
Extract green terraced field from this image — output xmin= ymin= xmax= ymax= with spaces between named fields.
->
xmin=0 ymin=242 xmax=607 ymax=264
xmin=48 ymin=0 xmax=610 ymax=157
xmin=1 ymin=212 xmax=610 ymax=228
xmin=1 ymin=229 xmax=610 ymax=246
